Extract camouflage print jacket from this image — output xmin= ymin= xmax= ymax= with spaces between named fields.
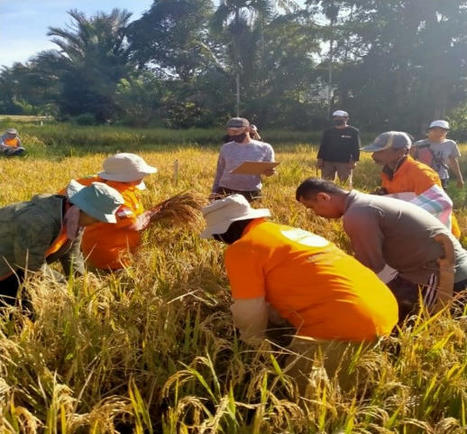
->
xmin=0 ymin=194 xmax=85 ymax=279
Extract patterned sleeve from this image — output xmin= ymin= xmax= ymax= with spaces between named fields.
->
xmin=409 ymin=185 xmax=453 ymax=229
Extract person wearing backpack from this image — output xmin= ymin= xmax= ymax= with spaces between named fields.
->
xmin=412 ymin=120 xmax=464 ymax=190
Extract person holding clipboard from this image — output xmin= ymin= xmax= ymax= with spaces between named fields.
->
xmin=211 ymin=117 xmax=277 ymax=202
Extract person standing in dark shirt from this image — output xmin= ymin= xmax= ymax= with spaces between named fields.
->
xmin=317 ymin=110 xmax=360 ymax=183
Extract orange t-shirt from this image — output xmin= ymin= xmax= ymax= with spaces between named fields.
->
xmin=64 ymin=176 xmax=145 ymax=270
xmin=224 ymin=219 xmax=398 ymax=342
xmin=381 ymin=156 xmax=461 ymax=238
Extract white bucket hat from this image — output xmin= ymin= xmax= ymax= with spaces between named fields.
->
xmin=201 ymin=194 xmax=270 ymax=239
xmin=332 ymin=110 xmax=349 ymax=117
xmin=98 ymin=153 xmax=158 ymax=185
xmin=429 ymin=120 xmax=449 ymax=130
xmin=67 ymin=180 xmax=124 ymax=223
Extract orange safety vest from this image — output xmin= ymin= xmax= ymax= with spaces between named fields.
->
xmin=45 ymin=226 xmax=69 ymax=257
xmin=381 ymin=156 xmax=461 ymax=238
xmin=4 ymin=137 xmax=20 ymax=147
xmin=63 ymin=176 xmax=145 ymax=270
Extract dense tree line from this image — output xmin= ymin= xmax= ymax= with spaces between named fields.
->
xmin=0 ymin=0 xmax=466 ymax=134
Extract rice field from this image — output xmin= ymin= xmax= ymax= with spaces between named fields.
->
xmin=0 ymin=131 xmax=466 ymax=433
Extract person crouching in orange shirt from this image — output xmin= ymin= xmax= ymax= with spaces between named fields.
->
xmin=361 ymin=131 xmax=461 ymax=239
xmin=201 ymin=194 xmax=398 ymax=387
xmin=63 ymin=153 xmax=158 ymax=270
xmin=1 ymin=128 xmax=26 ymax=156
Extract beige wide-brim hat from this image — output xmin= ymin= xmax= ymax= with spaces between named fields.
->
xmin=98 ymin=153 xmax=158 ymax=183
xmin=201 ymin=194 xmax=271 ymax=239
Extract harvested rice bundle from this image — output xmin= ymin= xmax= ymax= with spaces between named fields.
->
xmin=148 ymin=192 xmax=207 ymax=226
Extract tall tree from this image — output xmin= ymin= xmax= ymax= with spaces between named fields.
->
xmin=46 ymin=9 xmax=133 ymax=121
xmin=127 ymin=0 xmax=215 ymax=81
xmin=309 ymin=0 xmax=467 ymax=133
xmin=211 ymin=0 xmax=276 ymax=115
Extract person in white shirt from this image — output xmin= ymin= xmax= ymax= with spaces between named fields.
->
xmin=412 ymin=120 xmax=464 ymax=189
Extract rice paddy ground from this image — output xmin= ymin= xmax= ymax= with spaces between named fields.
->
xmin=0 ymin=130 xmax=466 ymax=433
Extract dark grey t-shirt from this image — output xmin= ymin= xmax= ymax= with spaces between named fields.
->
xmin=343 ymin=191 xmax=467 ymax=284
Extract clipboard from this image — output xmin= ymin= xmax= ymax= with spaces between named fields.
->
xmin=230 ymin=161 xmax=280 ymax=175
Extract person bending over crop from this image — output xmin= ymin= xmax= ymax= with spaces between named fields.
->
xmin=296 ymin=178 xmax=467 ymax=321
xmin=211 ymin=117 xmax=275 ymax=202
xmin=201 ymin=194 xmax=398 ymax=386
xmin=60 ymin=153 xmax=158 ymax=270
xmin=1 ymin=128 xmax=26 ymax=156
xmin=361 ymin=131 xmax=461 ymax=239
xmin=0 ymin=181 xmax=123 ymax=307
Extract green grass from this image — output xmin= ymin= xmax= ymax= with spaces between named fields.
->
xmin=0 ymin=126 xmax=465 ymax=433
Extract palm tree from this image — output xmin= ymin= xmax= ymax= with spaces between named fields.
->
xmin=211 ymin=0 xmax=275 ymax=115
xmin=48 ymin=9 xmax=132 ymax=63
xmin=46 ymin=9 xmax=133 ymax=121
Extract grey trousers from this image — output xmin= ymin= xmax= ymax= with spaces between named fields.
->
xmin=321 ymin=161 xmax=352 ymax=182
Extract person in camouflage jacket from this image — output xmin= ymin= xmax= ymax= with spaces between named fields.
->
xmin=0 ymin=181 xmax=124 ymax=307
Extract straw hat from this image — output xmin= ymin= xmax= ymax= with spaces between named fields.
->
xmin=67 ymin=180 xmax=124 ymax=223
xmin=5 ymin=128 xmax=18 ymax=135
xmin=201 ymin=194 xmax=270 ymax=239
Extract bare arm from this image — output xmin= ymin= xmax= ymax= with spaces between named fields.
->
xmin=448 ymin=157 xmax=464 ymax=188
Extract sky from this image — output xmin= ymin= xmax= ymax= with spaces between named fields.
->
xmin=0 ymin=0 xmax=154 ymax=68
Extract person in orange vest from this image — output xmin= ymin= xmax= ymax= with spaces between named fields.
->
xmin=64 ymin=153 xmax=158 ymax=270
xmin=201 ymin=194 xmax=398 ymax=387
xmin=361 ymin=131 xmax=461 ymax=239
xmin=0 ymin=181 xmax=124 ymax=307
xmin=1 ymin=128 xmax=26 ymax=156
xmin=201 ymin=194 xmax=398 ymax=342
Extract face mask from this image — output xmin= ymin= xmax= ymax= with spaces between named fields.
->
xmin=334 ymin=119 xmax=346 ymax=126
xmin=230 ymin=133 xmax=247 ymax=143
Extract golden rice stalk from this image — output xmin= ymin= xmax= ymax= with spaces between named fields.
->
xmin=149 ymin=192 xmax=207 ymax=226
